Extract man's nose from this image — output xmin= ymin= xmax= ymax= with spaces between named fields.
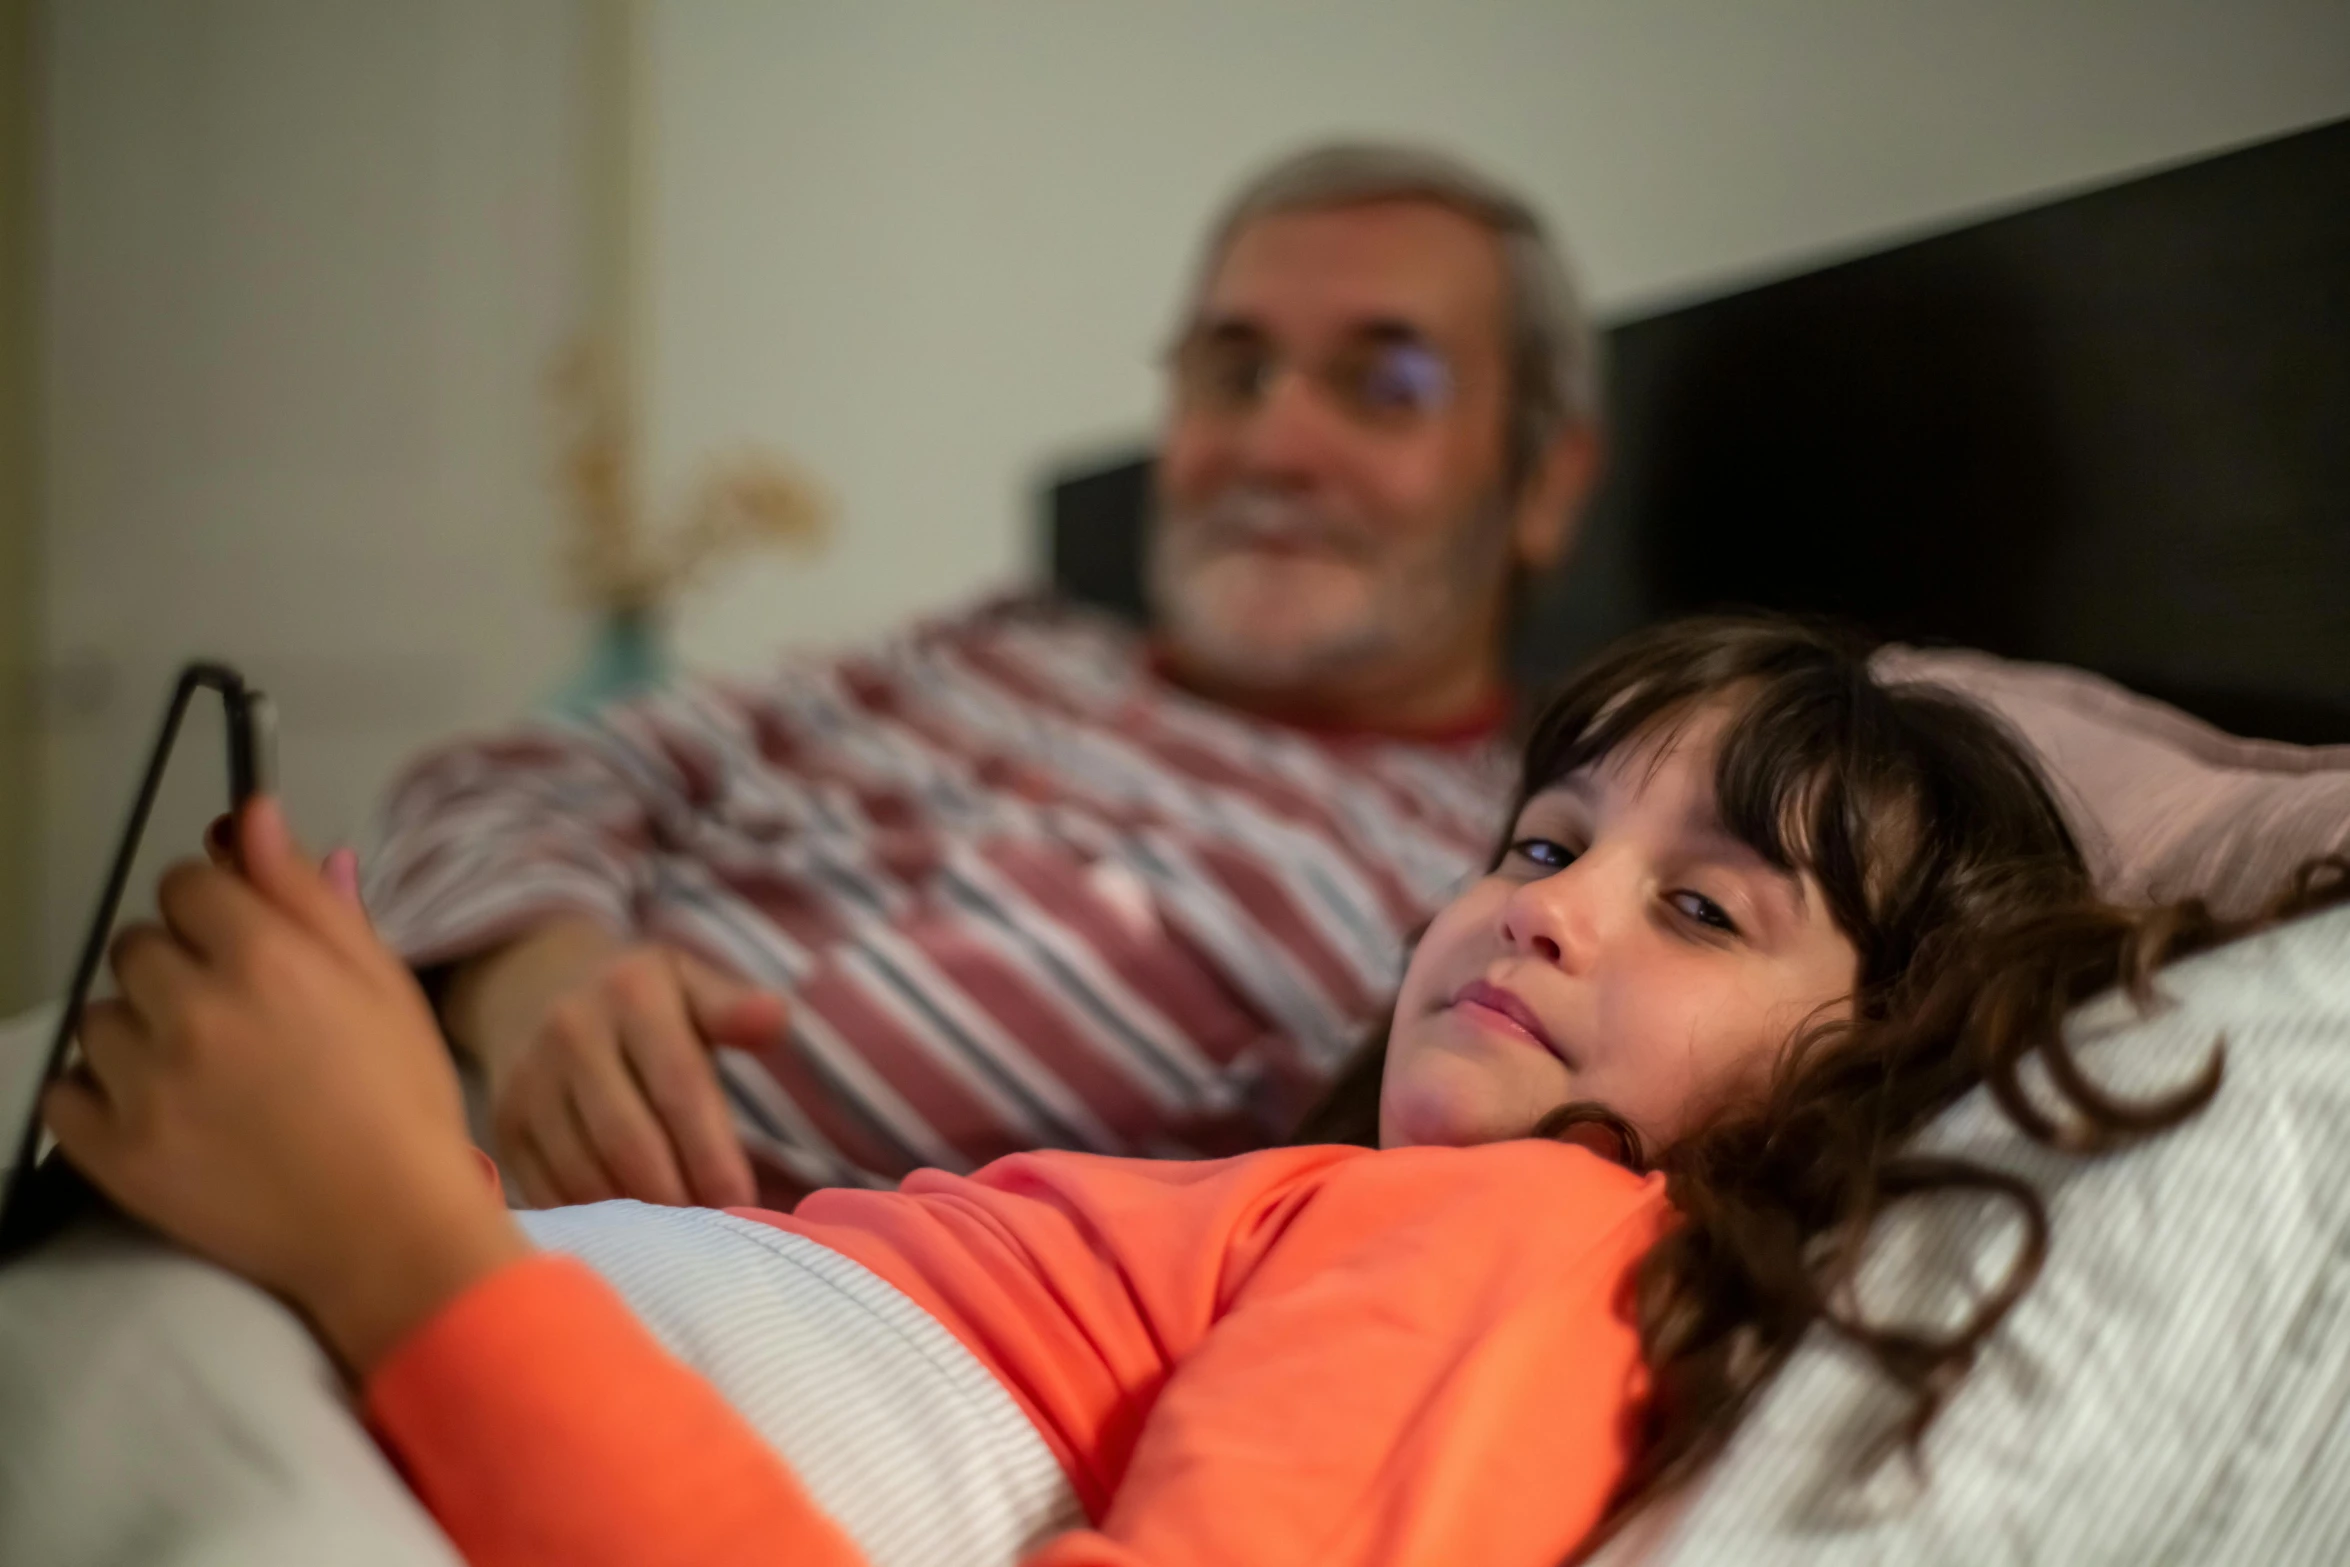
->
xmin=1233 ymin=365 xmax=1350 ymax=484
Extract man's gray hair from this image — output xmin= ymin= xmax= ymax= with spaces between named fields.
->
xmin=1186 ymin=140 xmax=1603 ymax=479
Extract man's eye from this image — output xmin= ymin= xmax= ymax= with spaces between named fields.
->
xmin=1176 ymin=339 xmax=1272 ymax=409
xmin=1668 ymin=891 xmax=1739 ymax=935
xmin=1509 ymin=837 xmax=1576 ymax=871
xmin=1346 ymin=342 xmax=1453 ymax=417
xmin=1205 ymin=351 xmax=1269 ymax=405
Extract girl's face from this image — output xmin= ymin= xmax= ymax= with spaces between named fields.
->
xmin=1381 ymin=706 xmax=1861 ymax=1152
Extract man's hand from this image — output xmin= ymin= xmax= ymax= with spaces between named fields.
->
xmin=446 ymin=922 xmax=775 ymax=1209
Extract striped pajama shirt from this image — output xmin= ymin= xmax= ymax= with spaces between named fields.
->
xmin=363 ymin=595 xmax=1511 ymax=1202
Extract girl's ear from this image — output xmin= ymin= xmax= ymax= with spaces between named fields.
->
xmin=1533 ymin=1103 xmax=1647 ymax=1172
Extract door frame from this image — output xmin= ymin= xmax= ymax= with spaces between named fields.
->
xmin=0 ymin=0 xmax=40 ymax=1014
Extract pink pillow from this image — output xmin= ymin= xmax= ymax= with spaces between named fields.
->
xmin=1875 ymin=646 xmax=2350 ymax=916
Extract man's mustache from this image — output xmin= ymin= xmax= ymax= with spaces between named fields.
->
xmin=1164 ymin=490 xmax=1375 ymax=561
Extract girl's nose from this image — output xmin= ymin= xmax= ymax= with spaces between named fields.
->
xmin=1498 ymin=852 xmax=1609 ymax=973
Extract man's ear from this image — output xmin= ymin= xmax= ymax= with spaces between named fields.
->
xmin=1509 ymin=422 xmax=1604 ymax=573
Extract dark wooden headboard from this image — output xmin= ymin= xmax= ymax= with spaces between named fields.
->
xmin=1045 ymin=116 xmax=2350 ymax=744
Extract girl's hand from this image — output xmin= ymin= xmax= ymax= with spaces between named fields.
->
xmin=42 ymin=798 xmax=529 ymax=1377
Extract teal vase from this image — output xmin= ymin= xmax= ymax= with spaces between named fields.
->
xmin=552 ymin=606 xmax=669 ymax=716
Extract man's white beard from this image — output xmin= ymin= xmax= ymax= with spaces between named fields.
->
xmin=1146 ymin=487 xmax=1512 ymax=697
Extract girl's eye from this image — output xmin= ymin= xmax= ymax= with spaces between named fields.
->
xmin=1668 ymin=890 xmax=1740 ymax=935
xmin=1509 ymin=837 xmax=1577 ymax=872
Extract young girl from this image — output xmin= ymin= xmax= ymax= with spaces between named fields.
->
xmin=41 ymin=618 xmax=2294 ymax=1567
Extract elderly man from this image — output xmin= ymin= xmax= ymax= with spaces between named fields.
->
xmin=365 ymin=141 xmax=1603 ymax=1208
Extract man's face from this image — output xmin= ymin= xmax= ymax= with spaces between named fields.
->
xmin=1151 ymin=200 xmax=1567 ymax=709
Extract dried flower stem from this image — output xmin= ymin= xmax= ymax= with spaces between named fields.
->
xmin=554 ymin=344 xmax=829 ymax=615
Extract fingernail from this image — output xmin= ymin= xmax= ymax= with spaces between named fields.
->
xmin=247 ymin=796 xmax=290 ymax=862
xmin=325 ymin=847 xmax=363 ymax=905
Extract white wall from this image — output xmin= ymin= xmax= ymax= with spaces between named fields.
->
xmin=29 ymin=1 xmax=2350 ymax=991
xmin=642 ymin=0 xmax=2350 ymax=671
xmin=35 ymin=0 xmax=593 ymax=986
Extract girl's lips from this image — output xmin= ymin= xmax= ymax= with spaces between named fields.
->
xmin=1450 ymin=979 xmax=1563 ymax=1060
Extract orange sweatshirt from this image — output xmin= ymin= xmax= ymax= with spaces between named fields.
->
xmin=365 ymin=1140 xmax=1672 ymax=1567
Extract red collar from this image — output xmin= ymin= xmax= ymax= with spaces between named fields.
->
xmin=1144 ymin=643 xmax=1512 ymax=744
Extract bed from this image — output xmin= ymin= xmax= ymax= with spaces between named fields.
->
xmin=1040 ymin=119 xmax=2350 ymax=1562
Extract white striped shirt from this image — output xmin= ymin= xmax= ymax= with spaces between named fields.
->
xmin=364 ymin=596 xmax=1511 ymax=1202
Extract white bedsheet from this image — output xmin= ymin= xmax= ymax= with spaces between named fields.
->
xmin=0 ymin=1027 xmax=1077 ymax=1567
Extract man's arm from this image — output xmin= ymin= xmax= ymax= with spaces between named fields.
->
xmin=362 ymin=722 xmax=657 ymax=975
xmin=365 ymin=705 xmax=773 ymax=1209
xmin=440 ymin=914 xmax=622 ymax=1071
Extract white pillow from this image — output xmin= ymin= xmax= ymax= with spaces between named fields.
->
xmin=1879 ymin=645 xmax=2350 ymax=915
xmin=0 ymin=1214 xmax=462 ymax=1567
xmin=1599 ymin=900 xmax=2350 ymax=1565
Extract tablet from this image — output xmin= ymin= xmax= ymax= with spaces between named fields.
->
xmin=0 ymin=662 xmax=274 ymax=1259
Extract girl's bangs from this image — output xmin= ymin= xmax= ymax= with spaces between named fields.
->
xmin=1520 ymin=670 xmax=1885 ymax=888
